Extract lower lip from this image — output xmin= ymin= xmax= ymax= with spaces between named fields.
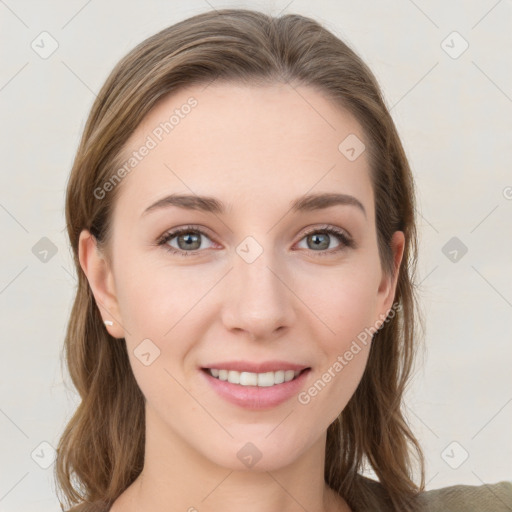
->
xmin=200 ymin=368 xmax=311 ymax=410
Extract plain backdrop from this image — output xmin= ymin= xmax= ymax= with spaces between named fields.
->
xmin=0 ymin=0 xmax=511 ymax=510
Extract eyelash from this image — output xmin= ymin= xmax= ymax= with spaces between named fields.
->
xmin=156 ymin=224 xmax=355 ymax=257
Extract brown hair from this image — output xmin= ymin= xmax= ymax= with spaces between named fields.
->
xmin=56 ymin=8 xmax=425 ymax=512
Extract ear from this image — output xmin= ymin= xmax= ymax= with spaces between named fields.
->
xmin=78 ymin=229 xmax=125 ymax=339
xmin=375 ymin=230 xmax=405 ymax=322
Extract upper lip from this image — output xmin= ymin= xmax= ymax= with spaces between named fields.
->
xmin=201 ymin=360 xmax=310 ymax=373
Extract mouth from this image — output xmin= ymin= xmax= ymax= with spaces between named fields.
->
xmin=200 ymin=366 xmax=312 ymax=409
xmin=201 ymin=367 xmax=310 ymax=387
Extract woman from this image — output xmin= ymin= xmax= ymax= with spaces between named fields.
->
xmin=55 ymin=8 xmax=512 ymax=512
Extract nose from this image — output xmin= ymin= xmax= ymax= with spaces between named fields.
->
xmin=221 ymin=246 xmax=296 ymax=341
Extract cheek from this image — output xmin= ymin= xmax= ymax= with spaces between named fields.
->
xmin=293 ymin=264 xmax=378 ymax=413
xmin=297 ymin=262 xmax=380 ymax=344
xmin=113 ymin=255 xmax=217 ymax=385
xmin=298 ymin=313 xmax=373 ymax=427
xmin=114 ymin=247 xmax=195 ymax=332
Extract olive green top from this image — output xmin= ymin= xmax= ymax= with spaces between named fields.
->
xmin=420 ymin=480 xmax=512 ymax=511
xmin=357 ymin=475 xmax=512 ymax=511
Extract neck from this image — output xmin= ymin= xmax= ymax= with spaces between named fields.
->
xmin=112 ymin=404 xmax=349 ymax=512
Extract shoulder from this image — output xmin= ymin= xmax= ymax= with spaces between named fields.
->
xmin=354 ymin=475 xmax=512 ymax=512
xmin=419 ymin=480 xmax=512 ymax=511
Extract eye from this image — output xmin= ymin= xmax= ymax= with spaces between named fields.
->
xmin=156 ymin=224 xmax=355 ymax=257
xmin=295 ymin=225 xmax=354 ymax=256
xmin=157 ymin=225 xmax=216 ymax=257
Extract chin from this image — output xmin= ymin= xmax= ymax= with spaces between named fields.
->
xmin=201 ymin=431 xmax=314 ymax=472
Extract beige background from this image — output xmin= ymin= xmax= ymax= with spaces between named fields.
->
xmin=0 ymin=0 xmax=511 ymax=510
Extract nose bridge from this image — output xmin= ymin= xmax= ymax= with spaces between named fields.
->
xmin=223 ymin=238 xmax=294 ymax=338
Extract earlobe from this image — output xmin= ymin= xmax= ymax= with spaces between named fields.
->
xmin=78 ymin=229 xmax=124 ymax=338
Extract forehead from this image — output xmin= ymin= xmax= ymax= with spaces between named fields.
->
xmin=113 ymin=82 xmax=374 ymax=219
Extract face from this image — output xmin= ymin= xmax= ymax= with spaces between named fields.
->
xmin=80 ymin=82 xmax=403 ymax=472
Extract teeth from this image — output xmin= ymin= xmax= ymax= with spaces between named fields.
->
xmin=208 ymin=368 xmax=302 ymax=387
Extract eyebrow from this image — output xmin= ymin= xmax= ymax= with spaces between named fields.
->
xmin=142 ymin=192 xmax=366 ymax=218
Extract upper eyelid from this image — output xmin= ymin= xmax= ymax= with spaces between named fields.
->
xmin=301 ymin=224 xmax=352 ymax=238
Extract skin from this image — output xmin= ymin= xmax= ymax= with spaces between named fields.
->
xmin=79 ymin=82 xmax=404 ymax=512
